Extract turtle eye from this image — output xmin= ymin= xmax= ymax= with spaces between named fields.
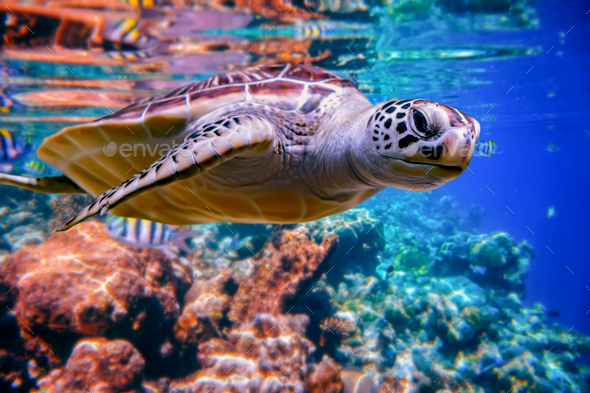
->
xmin=412 ymin=110 xmax=432 ymax=136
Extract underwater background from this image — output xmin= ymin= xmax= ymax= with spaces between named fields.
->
xmin=1 ymin=0 xmax=589 ymax=392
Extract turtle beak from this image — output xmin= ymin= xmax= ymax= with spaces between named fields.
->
xmin=402 ymin=116 xmax=481 ymax=181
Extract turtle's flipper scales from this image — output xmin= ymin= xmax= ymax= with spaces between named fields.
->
xmin=58 ymin=115 xmax=275 ymax=231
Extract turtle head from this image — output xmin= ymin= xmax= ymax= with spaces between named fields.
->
xmin=364 ymin=99 xmax=480 ymax=191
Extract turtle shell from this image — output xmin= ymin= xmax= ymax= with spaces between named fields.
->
xmin=37 ymin=64 xmax=358 ymax=201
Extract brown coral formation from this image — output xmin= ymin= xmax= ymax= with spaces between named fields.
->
xmin=36 ymin=338 xmax=145 ymax=393
xmin=0 ymin=221 xmax=192 ymax=370
xmin=228 ymin=227 xmax=338 ymax=326
xmin=320 ymin=317 xmax=356 ymax=346
xmin=167 ymin=227 xmax=338 ymax=392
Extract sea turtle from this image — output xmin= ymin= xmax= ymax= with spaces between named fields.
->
xmin=0 ymin=64 xmax=480 ymax=231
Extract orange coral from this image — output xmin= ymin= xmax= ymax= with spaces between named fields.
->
xmin=320 ymin=316 xmax=356 ymax=345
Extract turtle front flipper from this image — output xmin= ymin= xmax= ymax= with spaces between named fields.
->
xmin=0 ymin=174 xmax=87 ymax=194
xmin=57 ymin=115 xmax=275 ymax=231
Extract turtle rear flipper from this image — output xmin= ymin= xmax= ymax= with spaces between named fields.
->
xmin=58 ymin=115 xmax=275 ymax=231
xmin=0 ymin=173 xmax=87 ymax=194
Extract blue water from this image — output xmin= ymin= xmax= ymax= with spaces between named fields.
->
xmin=439 ymin=0 xmax=590 ymax=338
xmin=1 ymin=0 xmax=590 ymax=390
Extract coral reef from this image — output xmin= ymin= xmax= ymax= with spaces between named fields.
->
xmin=0 ymin=189 xmax=588 ymax=393
xmin=36 ymin=338 xmax=145 ymax=393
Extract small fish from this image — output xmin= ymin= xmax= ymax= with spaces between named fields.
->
xmin=0 ymin=129 xmax=32 ymax=172
xmin=103 ymin=216 xmax=198 ymax=253
xmin=471 ymin=265 xmax=487 ymax=275
xmin=547 ymin=311 xmax=561 ymax=317
xmin=348 ymin=72 xmax=359 ymax=88
xmin=475 ymin=140 xmax=498 ymax=157
xmin=231 ymin=235 xmax=239 ymax=250
xmin=546 ymin=142 xmax=559 ymax=153
xmin=25 ymin=159 xmax=47 ymax=175
xmin=547 ymin=206 xmax=555 ymax=218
